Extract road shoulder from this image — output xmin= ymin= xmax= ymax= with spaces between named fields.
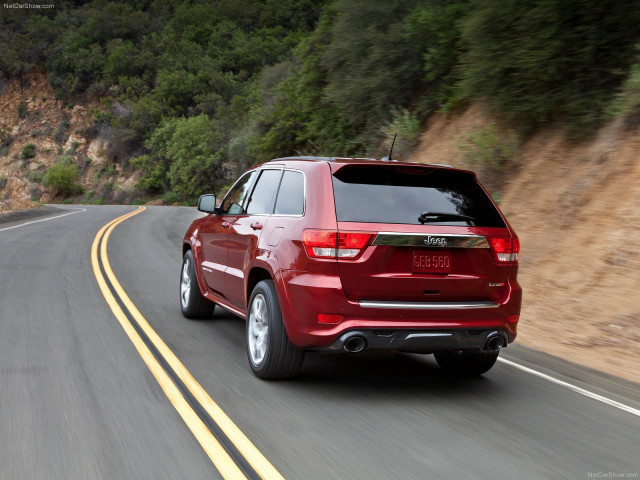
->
xmin=502 ymin=343 xmax=640 ymax=413
xmin=0 ymin=205 xmax=69 ymax=227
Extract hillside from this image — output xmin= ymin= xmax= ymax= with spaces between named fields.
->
xmin=0 ymin=71 xmax=136 ymax=206
xmin=411 ymin=104 xmax=640 ymax=384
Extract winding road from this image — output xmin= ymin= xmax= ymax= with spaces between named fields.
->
xmin=1 ymin=205 xmax=638 ymax=479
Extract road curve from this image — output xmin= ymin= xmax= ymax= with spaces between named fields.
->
xmin=1 ymin=205 xmax=638 ymax=479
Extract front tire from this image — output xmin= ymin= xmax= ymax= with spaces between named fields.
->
xmin=434 ymin=349 xmax=499 ymax=376
xmin=246 ymin=280 xmax=304 ymax=379
xmin=180 ymin=250 xmax=215 ymax=319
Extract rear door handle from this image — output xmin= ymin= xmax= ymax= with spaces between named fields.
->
xmin=222 ymin=221 xmax=231 ymax=228
xmin=250 ymin=222 xmax=263 ymax=230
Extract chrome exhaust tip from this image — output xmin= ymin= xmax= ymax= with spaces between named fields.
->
xmin=485 ymin=333 xmax=505 ymax=352
xmin=343 ymin=335 xmax=367 ymax=353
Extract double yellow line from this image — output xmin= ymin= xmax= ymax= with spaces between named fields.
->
xmin=91 ymin=207 xmax=284 ymax=480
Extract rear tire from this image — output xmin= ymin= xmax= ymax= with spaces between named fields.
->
xmin=434 ymin=349 xmax=499 ymax=376
xmin=180 ymin=250 xmax=215 ymax=319
xmin=247 ymin=280 xmax=304 ymax=379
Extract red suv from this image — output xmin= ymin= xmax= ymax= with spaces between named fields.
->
xmin=180 ymin=157 xmax=521 ymax=379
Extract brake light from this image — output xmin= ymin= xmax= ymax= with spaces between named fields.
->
xmin=487 ymin=236 xmax=520 ymax=262
xmin=303 ymin=230 xmax=373 ymax=259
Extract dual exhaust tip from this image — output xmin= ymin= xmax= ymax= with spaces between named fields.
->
xmin=342 ymin=332 xmax=505 ymax=353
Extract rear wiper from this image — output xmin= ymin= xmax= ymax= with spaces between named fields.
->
xmin=418 ymin=211 xmax=475 ymax=224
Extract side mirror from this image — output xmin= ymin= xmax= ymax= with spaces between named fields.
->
xmin=197 ymin=194 xmax=217 ymax=214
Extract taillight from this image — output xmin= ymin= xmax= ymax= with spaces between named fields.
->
xmin=303 ymin=230 xmax=373 ymax=260
xmin=487 ymin=236 xmax=520 ymax=263
xmin=302 ymin=230 xmax=337 ymax=258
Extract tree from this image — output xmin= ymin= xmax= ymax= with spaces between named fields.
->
xmin=461 ymin=0 xmax=640 ymax=134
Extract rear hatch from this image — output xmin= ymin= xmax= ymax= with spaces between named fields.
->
xmin=330 ymin=163 xmax=518 ymax=303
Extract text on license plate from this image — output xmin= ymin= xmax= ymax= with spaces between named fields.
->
xmin=413 ymin=251 xmax=451 ymax=273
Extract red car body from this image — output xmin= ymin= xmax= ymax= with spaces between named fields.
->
xmin=181 ymin=157 xmax=521 ymax=378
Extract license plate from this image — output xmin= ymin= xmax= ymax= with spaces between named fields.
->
xmin=413 ymin=251 xmax=451 ymax=274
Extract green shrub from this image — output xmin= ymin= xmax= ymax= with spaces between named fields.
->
xmin=17 ymin=102 xmax=28 ymax=118
xmin=0 ymin=176 xmax=7 ymax=189
xmin=83 ymin=189 xmax=95 ymax=202
xmin=101 ymin=181 xmax=114 ymax=193
xmin=66 ymin=141 xmax=80 ymax=154
xmin=380 ymin=108 xmax=421 ymax=159
xmin=1 ymin=128 xmax=13 ymax=149
xmin=44 ymin=160 xmax=83 ymax=196
xmin=21 ymin=143 xmax=36 ymax=159
xmin=0 ymin=127 xmax=11 ymax=157
xmin=54 ymin=120 xmax=69 ymax=144
xmin=95 ymin=181 xmax=114 ymax=202
xmin=609 ymin=60 xmax=640 ymax=122
xmin=458 ymin=123 xmax=519 ymax=171
xmin=98 ymin=163 xmax=117 ymax=178
xmin=162 ymin=191 xmax=180 ymax=205
xmin=26 ymin=171 xmax=44 ymax=184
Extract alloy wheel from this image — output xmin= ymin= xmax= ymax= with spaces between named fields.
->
xmin=180 ymin=257 xmax=191 ymax=310
xmin=248 ymin=293 xmax=268 ymax=365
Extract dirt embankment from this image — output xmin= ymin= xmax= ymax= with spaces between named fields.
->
xmin=0 ymin=198 xmax=39 ymax=213
xmin=0 ymin=71 xmax=136 ymax=206
xmin=411 ymin=104 xmax=640 ymax=384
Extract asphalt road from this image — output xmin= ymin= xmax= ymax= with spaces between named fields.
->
xmin=1 ymin=205 xmax=638 ymax=480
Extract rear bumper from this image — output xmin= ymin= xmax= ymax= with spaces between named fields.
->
xmin=276 ymin=269 xmax=522 ymax=350
xmin=326 ymin=328 xmax=509 ymax=354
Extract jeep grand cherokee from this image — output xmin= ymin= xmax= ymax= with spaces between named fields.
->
xmin=180 ymin=157 xmax=521 ymax=379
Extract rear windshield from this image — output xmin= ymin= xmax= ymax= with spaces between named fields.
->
xmin=331 ymin=165 xmax=506 ymax=227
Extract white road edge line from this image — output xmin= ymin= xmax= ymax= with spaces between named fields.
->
xmin=0 ymin=207 xmax=86 ymax=232
xmin=497 ymin=357 xmax=640 ymax=418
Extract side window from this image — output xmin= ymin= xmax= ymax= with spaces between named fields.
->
xmin=245 ymin=169 xmax=282 ymax=215
xmin=274 ymin=171 xmax=304 ymax=216
xmin=221 ymin=171 xmax=256 ymax=215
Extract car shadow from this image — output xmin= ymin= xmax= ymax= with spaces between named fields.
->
xmin=205 ymin=310 xmax=507 ymax=399
xmin=297 ymin=351 xmax=505 ymax=396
